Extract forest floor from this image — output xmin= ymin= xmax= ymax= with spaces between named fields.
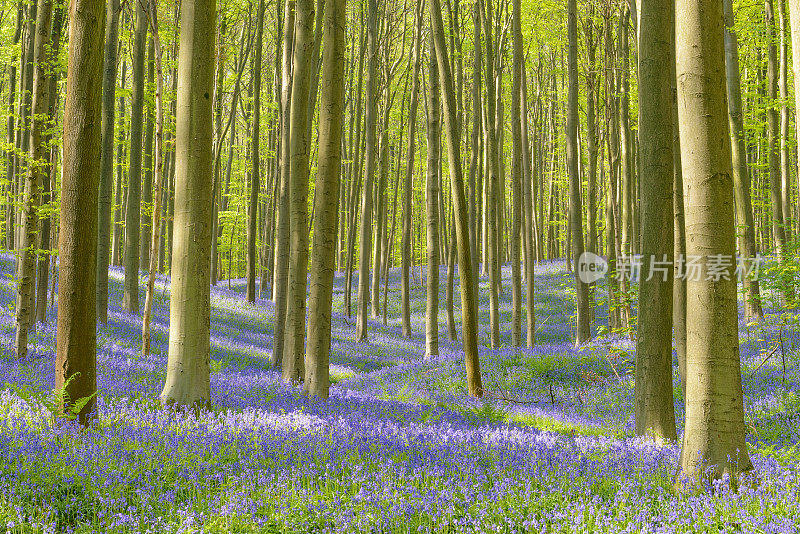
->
xmin=1 ymin=253 xmax=799 ymax=532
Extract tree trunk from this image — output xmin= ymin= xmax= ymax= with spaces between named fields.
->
xmin=480 ymin=0 xmax=500 ymax=348
xmin=567 ymin=0 xmax=590 ymax=345
xmin=96 ymin=0 xmax=119 ymax=324
xmin=766 ymin=0 xmax=787 ymax=257
xmin=676 ymin=0 xmax=753 ymax=482
xmin=141 ymin=0 xmax=166 ymax=357
xmin=247 ymin=0 xmax=265 ymax=303
xmin=430 ymin=0 xmax=483 ymax=397
xmin=723 ymin=0 xmax=763 ymax=322
xmin=122 ymin=4 xmax=148 ymax=314
xmin=140 ymin=39 xmax=155 ymax=272
xmin=510 ymin=0 xmax=523 ymax=347
xmin=778 ymin=0 xmax=791 ymax=236
xmin=424 ymin=36 xmax=441 ymax=360
xmin=56 ymin=0 xmax=105 ymax=425
xmin=305 ymin=0 xmax=344 ymax=399
xmin=401 ymin=0 xmax=422 ymax=338
xmin=789 ymin=0 xmax=800 ymax=237
xmin=15 ymin=0 xmax=53 ymax=358
xmin=634 ymin=0 xmax=677 ymax=442
xmin=282 ymin=0 xmax=315 ymax=382
xmin=159 ymin=0 xmax=215 ymax=408
xmin=355 ymin=0 xmax=378 ymax=342
xmin=271 ymin=0 xmax=294 ymax=370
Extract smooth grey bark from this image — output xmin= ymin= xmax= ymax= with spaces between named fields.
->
xmin=122 ymin=4 xmax=148 ymax=314
xmin=15 ymin=0 xmax=53 ymax=358
xmin=305 ymin=0 xmax=345 ymax=399
xmin=424 ymin=36 xmax=441 ymax=361
xmin=140 ymin=39 xmax=154 ymax=272
xmin=96 ymin=0 xmax=120 ymax=324
xmin=430 ymin=0 xmax=483 ymax=396
xmin=676 ymin=0 xmax=753 ymax=482
xmin=634 ymin=0 xmax=677 ymax=442
xmin=355 ymin=0 xmax=378 ymax=342
xmin=247 ymin=0 xmax=265 ymax=304
xmin=271 ymin=0 xmax=294 ymax=370
xmin=723 ymin=0 xmax=763 ymax=322
xmin=282 ymin=0 xmax=315 ymax=382
xmin=766 ymin=0 xmax=787 ymax=256
xmin=56 ymin=0 xmax=105 ymax=425
xmin=401 ymin=0 xmax=422 ymax=338
xmin=619 ymin=8 xmax=633 ymax=258
xmin=567 ymin=0 xmax=589 ymax=345
xmin=160 ymin=0 xmax=216 ymax=408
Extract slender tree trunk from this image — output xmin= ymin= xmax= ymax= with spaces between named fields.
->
xmin=424 ymin=36 xmax=441 ymax=360
xmin=305 ymin=0 xmax=344 ymax=399
xmin=5 ymin=5 xmax=21 ymax=252
xmin=15 ymin=0 xmax=53 ymax=358
xmin=778 ymin=0 xmax=791 ymax=236
xmin=123 ymin=4 xmax=148 ymax=314
xmin=672 ymin=22 xmax=687 ymax=392
xmin=567 ymin=0 xmax=590 ymax=344
xmin=56 ymin=0 xmax=105 ymax=425
xmin=282 ymin=0 xmax=315 ymax=382
xmin=676 ymin=0 xmax=753 ymax=482
xmin=271 ymin=0 xmax=295 ymax=369
xmin=401 ymin=0 xmax=422 ymax=338
xmin=355 ymin=0 xmax=378 ymax=342
xmin=634 ymin=0 xmax=677 ymax=442
xmin=510 ymin=0 xmax=523 ymax=347
xmin=247 ymin=0 xmax=265 ymax=303
xmin=112 ymin=59 xmax=127 ymax=267
xmin=140 ymin=39 xmax=155 ymax=272
xmin=766 ymin=0 xmax=787 ymax=257
xmin=96 ymin=0 xmax=119 ymax=324
xmin=724 ymin=0 xmax=763 ymax=322
xmin=789 ymin=0 xmax=800 ymax=237
xmin=159 ymin=0 xmax=215 ymax=408
xmin=141 ymin=0 xmax=166 ymax=356
xmin=619 ymin=8 xmax=633 ymax=258
xmin=430 ymin=0 xmax=483 ymax=396
xmin=480 ymin=0 xmax=500 ymax=348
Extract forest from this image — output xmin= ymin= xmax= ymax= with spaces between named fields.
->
xmin=1 ymin=0 xmax=800 ymax=530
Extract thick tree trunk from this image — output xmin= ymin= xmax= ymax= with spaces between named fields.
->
xmin=305 ymin=0 xmax=345 ymax=399
xmin=676 ymin=0 xmax=753 ymax=482
xmin=56 ymin=0 xmax=105 ymax=425
xmin=96 ymin=0 xmax=119 ymax=324
xmin=282 ymin=0 xmax=315 ymax=382
xmin=271 ymin=0 xmax=294 ymax=370
xmin=159 ymin=0 xmax=216 ymax=408
xmin=122 ymin=4 xmax=148 ymax=314
xmin=634 ymin=0 xmax=677 ymax=442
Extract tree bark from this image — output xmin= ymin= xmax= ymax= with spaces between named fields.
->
xmin=634 ymin=0 xmax=677 ymax=441
xmin=56 ymin=0 xmax=105 ymax=425
xmin=15 ymin=0 xmax=53 ymax=358
xmin=282 ymin=0 xmax=315 ymax=382
xmin=96 ymin=0 xmax=120 ymax=324
xmin=305 ymin=0 xmax=345 ymax=399
xmin=676 ymin=0 xmax=753 ymax=482
xmin=122 ymin=4 xmax=148 ymax=314
xmin=159 ymin=0 xmax=215 ymax=408
xmin=430 ymin=0 xmax=483 ymax=397
xmin=247 ymin=0 xmax=265 ymax=303
xmin=424 ymin=36 xmax=441 ymax=360
xmin=567 ymin=0 xmax=590 ymax=344
xmin=355 ymin=0 xmax=378 ymax=342
xmin=723 ymin=0 xmax=763 ymax=322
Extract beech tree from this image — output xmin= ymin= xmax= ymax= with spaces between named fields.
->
xmin=160 ymin=0 xmax=216 ymax=408
xmin=57 ymin=0 xmax=106 ymax=424
xmin=676 ymin=0 xmax=753 ymax=482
